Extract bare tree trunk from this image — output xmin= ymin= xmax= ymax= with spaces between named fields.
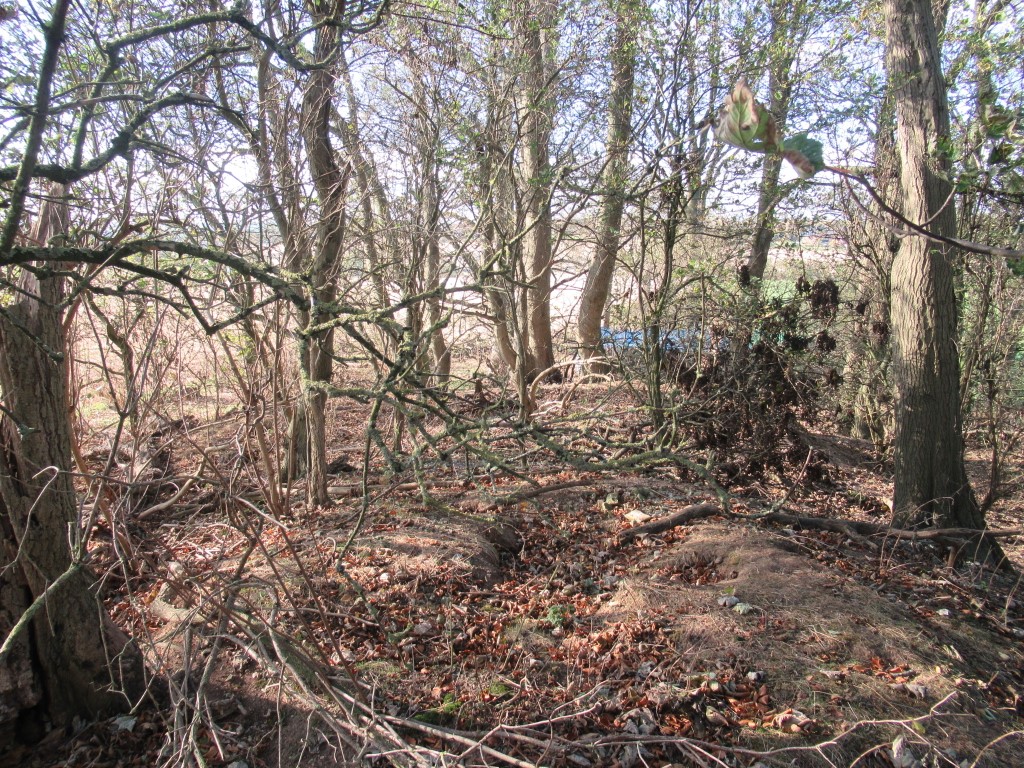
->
xmin=578 ymin=3 xmax=636 ymax=372
xmin=426 ymin=220 xmax=451 ymax=383
xmin=520 ymin=4 xmax=556 ymax=377
xmin=479 ymin=93 xmax=535 ymax=384
xmin=746 ymin=153 xmax=783 ymax=280
xmin=475 ymin=112 xmax=518 ymax=374
xmin=1 ymin=196 xmax=142 ymax=748
xmin=302 ymin=331 xmax=335 ymax=508
xmin=487 ymin=287 xmax=519 ymax=371
xmin=245 ymin=50 xmax=325 ymax=492
xmin=0 ymin=2 xmax=142 ymax=741
xmin=297 ymin=7 xmax=350 ymax=507
xmin=844 ymin=89 xmax=899 ymax=449
xmin=884 ymin=0 xmax=1002 ymax=564
xmin=410 ymin=65 xmax=451 ymax=384
xmin=339 ymin=54 xmax=395 ymax=320
xmin=746 ymin=0 xmax=796 ymax=282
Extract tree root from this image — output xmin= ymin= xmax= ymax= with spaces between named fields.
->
xmin=615 ymin=502 xmax=1022 ymax=570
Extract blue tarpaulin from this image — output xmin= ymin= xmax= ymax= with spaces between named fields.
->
xmin=600 ymin=327 xmax=726 ymax=354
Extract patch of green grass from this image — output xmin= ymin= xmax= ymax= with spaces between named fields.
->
xmin=544 ymin=604 xmax=572 ymax=628
xmin=487 ymin=681 xmax=512 ymax=697
xmin=386 ymin=623 xmax=412 ymax=644
xmin=414 ymin=693 xmax=461 ymax=725
xmin=355 ymin=660 xmax=403 ymax=679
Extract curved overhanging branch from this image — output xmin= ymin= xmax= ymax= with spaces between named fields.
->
xmin=1 ymin=0 xmax=392 ymax=188
xmin=828 ymin=165 xmax=1024 ymax=261
xmin=5 ymin=239 xmax=308 ymax=309
xmin=0 ymin=0 xmax=71 ymax=254
xmin=1 ymin=92 xmax=254 ymax=186
xmin=91 ymin=0 xmax=388 ymax=75
xmin=2 ymin=240 xmax=483 ymax=353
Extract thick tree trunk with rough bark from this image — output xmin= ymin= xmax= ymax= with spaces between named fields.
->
xmin=578 ymin=4 xmax=636 ymax=372
xmin=844 ymin=90 xmax=899 ymax=449
xmin=884 ymin=0 xmax=1000 ymax=562
xmin=1 ymin=202 xmax=142 ymax=750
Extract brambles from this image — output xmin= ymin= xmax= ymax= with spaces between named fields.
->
xmin=809 ymin=279 xmax=840 ymax=320
xmin=816 ymin=331 xmax=837 ymax=353
xmin=614 ymin=275 xmax=844 ymax=485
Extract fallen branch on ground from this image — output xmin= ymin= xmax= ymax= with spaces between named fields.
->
xmin=615 ymin=502 xmax=722 ymax=543
xmin=615 ymin=502 xmax=1024 ymax=551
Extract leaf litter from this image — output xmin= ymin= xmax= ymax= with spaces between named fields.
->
xmin=33 ymin=389 xmax=1024 ymax=768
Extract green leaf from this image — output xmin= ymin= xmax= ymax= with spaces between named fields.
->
xmin=714 ymin=79 xmax=780 ymax=154
xmin=714 ymin=81 xmax=825 ymax=181
xmin=782 ymin=133 xmax=825 ymax=179
xmin=982 ymin=104 xmax=1015 ymax=139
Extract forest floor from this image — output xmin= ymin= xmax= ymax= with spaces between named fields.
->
xmin=23 ymin=371 xmax=1024 ymax=767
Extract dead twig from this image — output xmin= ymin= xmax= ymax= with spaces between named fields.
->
xmin=473 ymin=479 xmax=596 ymax=511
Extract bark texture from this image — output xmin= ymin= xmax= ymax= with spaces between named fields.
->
xmin=410 ymin=63 xmax=450 ymax=383
xmin=520 ymin=3 xmax=557 ymax=376
xmin=296 ymin=4 xmax=350 ymax=505
xmin=1 ymin=199 xmax=142 ymax=749
xmin=746 ymin=0 xmax=798 ymax=281
xmin=746 ymin=150 xmax=784 ymax=281
xmin=577 ymin=2 xmax=636 ymax=371
xmin=884 ymin=0 xmax=994 ymax=551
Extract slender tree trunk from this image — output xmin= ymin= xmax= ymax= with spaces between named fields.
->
xmin=746 ymin=1 xmax=795 ymax=282
xmin=578 ymin=3 xmax=636 ymax=372
xmin=487 ymin=288 xmax=519 ymax=371
xmin=247 ymin=51 xmax=327 ymax=491
xmin=480 ymin=94 xmax=534 ymax=383
xmin=411 ymin=68 xmax=451 ymax=384
xmin=956 ymin=6 xmax=1003 ymax=423
xmin=426 ymin=217 xmax=451 ymax=383
xmin=520 ymin=4 xmax=556 ymax=377
xmin=304 ymin=333 xmax=335 ymax=507
xmin=298 ymin=7 xmax=350 ymax=506
xmin=475 ymin=108 xmax=518 ymax=374
xmin=884 ymin=0 xmax=1002 ymax=564
xmin=746 ymin=153 xmax=783 ymax=280
xmin=339 ymin=57 xmax=392 ymax=313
